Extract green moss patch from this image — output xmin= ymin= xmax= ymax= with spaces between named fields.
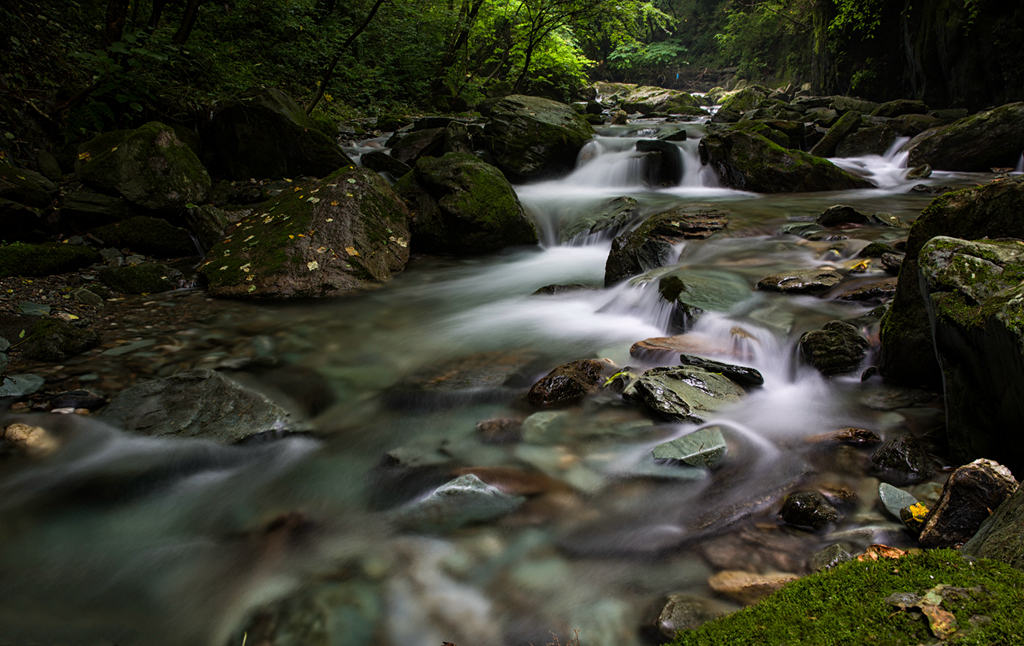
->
xmin=668 ymin=550 xmax=1024 ymax=646
xmin=91 ymin=216 xmax=196 ymax=257
xmin=0 ymin=242 xmax=100 ymax=277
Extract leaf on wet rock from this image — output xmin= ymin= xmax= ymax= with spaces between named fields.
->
xmin=857 ymin=544 xmax=907 ymax=561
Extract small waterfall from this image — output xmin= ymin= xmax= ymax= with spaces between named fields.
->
xmin=569 ymin=137 xmax=647 ymax=188
xmin=1014 ymin=152 xmax=1024 ymax=174
xmin=830 ymin=136 xmax=912 ymax=190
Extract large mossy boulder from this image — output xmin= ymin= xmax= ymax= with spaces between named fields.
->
xmin=808 ymin=111 xmax=862 ymax=157
xmin=904 ymin=102 xmax=1024 ymax=171
xmin=91 ymin=216 xmax=196 ymax=257
xmin=102 ymin=369 xmax=306 ymax=442
xmin=0 ymin=242 xmax=100 ymax=277
xmin=798 ymin=320 xmax=869 ymax=376
xmin=964 ymin=482 xmax=1024 ymax=569
xmin=481 ymin=94 xmax=593 ymax=182
xmin=698 ymin=130 xmax=873 ymax=192
xmin=879 ymin=178 xmax=1024 ymax=387
xmin=396 ymin=152 xmax=536 ymax=255
xmin=617 ymin=85 xmax=706 ymax=116
xmin=206 ymin=88 xmax=353 ymax=180
xmin=200 ymin=165 xmax=410 ymax=298
xmin=917 ymin=235 xmax=1024 ymax=470
xmin=712 ymin=86 xmax=768 ymax=122
xmin=76 ymin=121 xmax=210 ymax=212
xmin=604 ymin=205 xmax=728 ymax=285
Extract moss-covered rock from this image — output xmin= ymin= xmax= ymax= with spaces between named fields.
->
xmin=605 ymin=205 xmax=728 ymax=285
xmin=398 ymin=152 xmax=536 ymax=255
xmin=76 ymin=121 xmax=210 ymax=212
xmin=698 ymin=130 xmax=873 ymax=192
xmin=798 ymin=320 xmax=869 ymax=376
xmin=91 ymin=216 xmax=197 ymax=257
xmin=835 ymin=122 xmax=899 ymax=157
xmin=809 ymin=111 xmax=862 ymax=157
xmin=388 ymin=122 xmax=471 ymax=165
xmin=0 ymin=242 xmax=100 ymax=277
xmin=616 ymin=84 xmax=706 ymax=116
xmin=964 ymin=481 xmax=1024 ymax=569
xmin=19 ymin=318 xmax=100 ymax=362
xmin=712 ymin=86 xmax=769 ymax=122
xmin=205 ymin=88 xmax=353 ymax=180
xmin=905 ymin=102 xmax=1024 ymax=171
xmin=481 ymin=94 xmax=594 ymax=182
xmin=879 ymin=178 xmax=1024 ymax=387
xmin=98 ymin=263 xmax=182 ymax=294
xmin=0 ymin=164 xmax=58 ymax=207
xmin=200 ymin=165 xmax=409 ymax=298
xmin=668 ymin=550 xmax=1024 ymax=645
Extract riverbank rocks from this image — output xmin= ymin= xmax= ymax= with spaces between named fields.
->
xmin=963 ymin=481 xmax=1024 ymax=568
xmin=76 ymin=121 xmax=210 ymax=212
xmin=0 ymin=164 xmax=57 ymax=209
xmin=205 ymin=88 xmax=352 ymax=180
xmin=779 ymin=491 xmax=839 ymax=530
xmin=527 ymin=358 xmax=610 ymax=408
xmin=387 ymin=121 xmax=471 ymax=166
xmin=101 ymin=369 xmax=306 ymax=442
xmin=905 ymin=102 xmax=1024 ymax=171
xmin=757 ymin=267 xmax=842 ymax=294
xmin=917 ymin=235 xmax=1024 ymax=469
xmin=361 ymin=150 xmax=412 ymax=178
xmin=918 ymin=459 xmax=1017 ymax=548
xmin=480 ymin=94 xmax=593 ymax=182
xmin=604 ymin=205 xmax=728 ymax=285
xmin=392 ymin=474 xmax=524 ymax=532
xmin=798 ymin=321 xmax=869 ymax=376
xmin=698 ymin=130 xmax=872 ymax=193
xmin=397 ymin=152 xmax=536 ymax=254
xmin=200 ymin=165 xmax=409 ymax=298
xmin=0 ymin=242 xmax=100 ymax=277
xmin=628 ymin=365 xmax=746 ymax=423
xmin=91 ymin=216 xmax=196 ymax=257
xmin=880 ymin=178 xmax=1024 ymax=388
xmin=809 ymin=111 xmax=861 ymax=157
xmin=654 ymin=593 xmax=732 ymax=638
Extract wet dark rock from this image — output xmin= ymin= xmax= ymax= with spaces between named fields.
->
xmin=779 ymin=491 xmax=839 ymax=530
xmin=816 ymin=204 xmax=872 ymax=227
xmin=809 ymin=111 xmax=862 ymax=157
xmin=388 ymin=122 xmax=471 ymax=165
xmin=205 ymin=88 xmax=352 ymax=180
xmin=181 ymin=204 xmax=230 ymax=253
xmin=0 ymin=164 xmax=58 ymax=207
xmin=660 ymin=128 xmax=688 ymax=142
xmin=201 ymin=165 xmax=409 ymax=299
xmin=527 ymin=358 xmax=609 ymax=408
xmin=906 ymin=163 xmax=932 ymax=179
xmin=102 ymin=369 xmax=307 ymax=442
xmin=475 ymin=418 xmax=523 ymax=444
xmin=880 ymin=252 xmax=904 ymax=274
xmin=392 ymin=474 xmax=524 ymax=532
xmin=561 ymin=195 xmax=640 ymax=241
xmin=630 ymin=365 xmax=746 ymax=423
xmin=872 ymin=99 xmax=928 ymax=118
xmin=918 ymin=459 xmax=1017 ymax=548
xmin=834 ymin=277 xmax=898 ymax=303
xmin=76 ymin=122 xmax=210 ymax=212
xmin=532 ymin=283 xmax=592 ymax=295
xmin=892 ymin=113 xmax=943 ymax=136
xmin=604 ymin=205 xmax=727 ymax=284
xmin=50 ymin=389 xmax=106 ymax=411
xmin=91 ymin=216 xmax=196 ymax=258
xmin=678 ymin=354 xmax=763 ymax=388
xmin=98 ymin=263 xmax=182 ymax=294
xmin=0 ymin=242 xmax=100 ymax=278
xmin=905 ymin=102 xmax=1024 ymax=171
xmin=871 ymin=435 xmax=933 ymax=485
xmin=360 ymin=150 xmax=412 ymax=178
xmin=756 ymin=267 xmax=842 ymax=294
xmin=635 ymin=139 xmax=683 ymax=187
xmin=0 ymin=198 xmax=49 ymax=242
xmin=654 ymin=593 xmax=732 ymax=638
xmin=963 ymin=478 xmax=1024 ymax=568
xmin=799 ymin=320 xmax=869 ymax=376
xmin=858 ymin=242 xmax=899 ymax=258
xmin=699 ymin=130 xmax=872 ymax=192
xmin=835 ymin=123 xmax=899 ymax=157
xmin=19 ymin=318 xmax=100 ymax=362
xmin=833 ymin=427 xmax=881 ymax=445
xmin=397 ymin=152 xmax=536 ymax=255
xmin=810 ymin=543 xmax=853 ymax=571
xmin=480 ymin=94 xmax=593 ymax=182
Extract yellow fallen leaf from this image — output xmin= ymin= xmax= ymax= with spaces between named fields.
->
xmin=240 ymin=263 xmax=251 ymax=273
xmin=77 ymin=151 xmax=91 ymax=161
xmin=307 ymin=260 xmax=319 ymax=271
xmin=330 ymin=200 xmax=339 ymax=206
xmin=316 ymin=246 xmax=327 ymax=253
xmin=248 ymin=285 xmax=257 ymax=293
xmin=345 ymin=246 xmax=359 ymax=257
xmin=326 ymin=218 xmax=334 ymax=222
xmin=288 ymin=234 xmax=295 ymax=239
xmin=219 ymin=265 xmax=228 ymax=271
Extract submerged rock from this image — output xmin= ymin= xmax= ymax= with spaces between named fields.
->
xmin=698 ymin=130 xmax=872 ymax=193
xmin=779 ymin=491 xmax=839 ymax=530
xmin=659 ymin=268 xmax=751 ymax=328
xmin=102 ymin=369 xmax=306 ymax=442
xmin=562 ymin=195 xmax=640 ymax=241
xmin=392 ymin=474 xmax=525 ymax=532
xmin=918 ymin=459 xmax=1017 ymax=548
xmin=652 ymin=426 xmax=728 ymax=467
xmin=200 ymin=165 xmax=409 ymax=298
xmin=76 ymin=121 xmax=210 ymax=212
xmin=481 ymin=94 xmax=593 ymax=182
xmin=397 ymin=152 xmax=536 ymax=255
xmin=798 ymin=320 xmax=869 ymax=376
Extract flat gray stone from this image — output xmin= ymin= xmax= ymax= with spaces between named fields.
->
xmin=652 ymin=426 xmax=728 ymax=467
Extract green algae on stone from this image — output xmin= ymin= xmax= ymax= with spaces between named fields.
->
xmin=91 ymin=216 xmax=196 ymax=257
xmin=0 ymin=242 xmax=100 ymax=277
xmin=98 ymin=263 xmax=181 ymax=294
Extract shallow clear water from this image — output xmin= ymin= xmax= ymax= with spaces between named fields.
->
xmin=0 ymin=119 xmax=983 ymax=646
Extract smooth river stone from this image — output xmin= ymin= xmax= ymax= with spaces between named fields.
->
xmin=652 ymin=426 xmax=728 ymax=467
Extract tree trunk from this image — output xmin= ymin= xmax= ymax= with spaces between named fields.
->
xmin=430 ymin=0 xmax=486 ymax=96
xmin=173 ymin=0 xmax=203 ymax=44
xmin=306 ymin=0 xmax=388 ymax=114
xmin=148 ymin=0 xmax=171 ymax=30
xmin=104 ymin=0 xmax=130 ymax=44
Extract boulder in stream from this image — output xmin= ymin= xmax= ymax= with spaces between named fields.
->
xmin=561 ymin=195 xmax=640 ymax=242
xmin=779 ymin=491 xmax=839 ymax=530
xmin=396 ymin=152 xmax=536 ymax=255
xmin=870 ymin=435 xmax=933 ymax=485
xmin=798 ymin=320 xmax=869 ymax=376
xmin=699 ymin=130 xmax=872 ymax=193
xmin=756 ymin=267 xmax=842 ymax=294
xmin=635 ymin=139 xmax=683 ymax=187
xmin=527 ymin=358 xmax=611 ymax=408
xmin=200 ymin=165 xmax=410 ymax=298
xmin=904 ymin=102 xmax=1024 ymax=171
xmin=918 ymin=459 xmax=1017 ymax=548
xmin=629 ymin=365 xmax=746 ymax=423
xmin=480 ymin=94 xmax=594 ymax=182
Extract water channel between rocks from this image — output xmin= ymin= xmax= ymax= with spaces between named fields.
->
xmin=0 ymin=119 xmax=997 ymax=646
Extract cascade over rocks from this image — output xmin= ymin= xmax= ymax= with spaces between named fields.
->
xmin=658 ymin=268 xmax=750 ymax=329
xmin=200 ymin=165 xmax=410 ymax=299
xmin=698 ymin=130 xmax=873 ymax=193
xmin=880 ymin=178 xmax=1024 ymax=387
xmin=635 ymin=139 xmax=683 ymax=187
xmin=396 ymin=152 xmax=537 ymax=255
xmin=480 ymin=94 xmax=594 ymax=182
xmin=561 ymin=195 xmax=640 ymax=242
xmin=904 ymin=102 xmax=1024 ymax=171
xmin=76 ymin=121 xmax=211 ymax=212
xmin=604 ymin=204 xmax=728 ymax=285
xmin=917 ymin=235 xmax=1024 ymax=470
xmin=205 ymin=88 xmax=353 ymax=180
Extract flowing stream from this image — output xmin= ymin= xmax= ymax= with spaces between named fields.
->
xmin=0 ymin=119 xmax=984 ymax=646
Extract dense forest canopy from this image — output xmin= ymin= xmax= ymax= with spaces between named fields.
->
xmin=1 ymin=0 xmax=1022 ymax=156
